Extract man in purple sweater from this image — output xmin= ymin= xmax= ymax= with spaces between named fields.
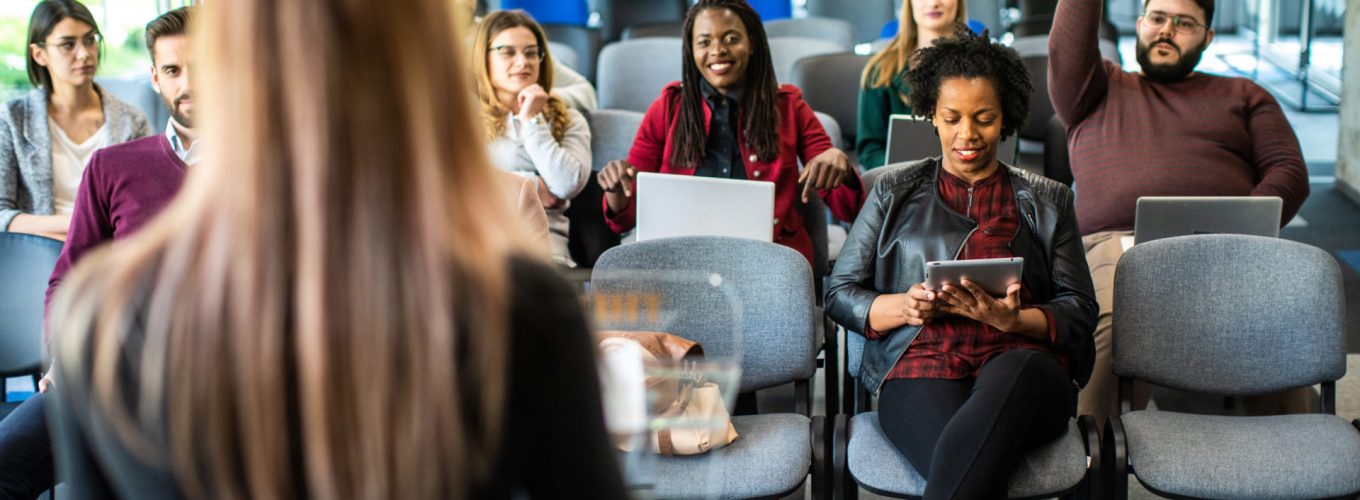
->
xmin=1049 ymin=0 xmax=1310 ymax=426
xmin=0 ymin=9 xmax=194 ymax=497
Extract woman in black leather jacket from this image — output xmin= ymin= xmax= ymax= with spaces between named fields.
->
xmin=825 ymin=29 xmax=1097 ymax=499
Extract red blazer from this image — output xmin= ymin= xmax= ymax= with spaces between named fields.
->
xmin=604 ymin=82 xmax=864 ymax=265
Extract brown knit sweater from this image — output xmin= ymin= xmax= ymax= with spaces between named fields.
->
xmin=1047 ymin=0 xmax=1309 ymax=235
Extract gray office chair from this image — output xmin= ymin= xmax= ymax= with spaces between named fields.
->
xmin=0 ymin=234 xmax=63 ymax=417
xmin=586 ymin=109 xmax=645 ymax=172
xmin=769 ymin=36 xmax=844 ymax=84
xmin=1106 ymin=234 xmax=1360 ymax=499
xmin=765 ymin=17 xmax=855 ymax=51
xmin=596 ymin=37 xmax=682 ymax=113
xmin=592 ymin=236 xmax=826 ymax=498
xmin=791 ymin=53 xmax=870 ymax=149
xmin=805 ymin=0 xmax=894 ymax=45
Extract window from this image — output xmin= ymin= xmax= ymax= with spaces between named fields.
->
xmin=0 ymin=0 xmax=188 ymax=101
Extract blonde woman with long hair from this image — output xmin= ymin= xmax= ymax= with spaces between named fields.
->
xmin=856 ymin=0 xmax=966 ymax=170
xmin=45 ymin=0 xmax=627 ymax=497
xmin=472 ymin=10 xmax=591 ymax=267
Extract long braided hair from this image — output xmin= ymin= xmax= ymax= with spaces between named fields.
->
xmin=670 ymin=0 xmax=780 ymax=167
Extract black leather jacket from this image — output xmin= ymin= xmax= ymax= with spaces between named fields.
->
xmin=826 ymin=159 xmax=1097 ymax=395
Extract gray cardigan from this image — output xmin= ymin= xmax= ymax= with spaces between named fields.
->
xmin=0 ymin=86 xmax=150 ymax=231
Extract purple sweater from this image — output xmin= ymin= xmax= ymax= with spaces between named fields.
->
xmin=46 ymin=135 xmax=186 ymax=320
xmin=1048 ymin=0 xmax=1309 ymax=235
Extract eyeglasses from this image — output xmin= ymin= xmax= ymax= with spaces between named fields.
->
xmin=489 ymin=45 xmax=543 ymax=62
xmin=38 ymin=33 xmax=102 ymax=56
xmin=1141 ymin=10 xmax=1204 ymax=34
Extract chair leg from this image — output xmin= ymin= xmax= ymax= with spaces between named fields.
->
xmin=1103 ymin=416 xmax=1129 ymax=500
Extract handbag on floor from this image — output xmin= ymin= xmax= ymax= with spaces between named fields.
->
xmin=597 ymin=330 xmax=739 ymax=455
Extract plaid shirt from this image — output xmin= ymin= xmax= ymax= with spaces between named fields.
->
xmin=872 ymin=167 xmax=1061 ymax=381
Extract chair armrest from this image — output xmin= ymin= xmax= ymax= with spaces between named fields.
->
xmin=1077 ymin=415 xmax=1101 ymax=500
xmin=832 ymin=414 xmax=852 ymax=500
xmin=1104 ymin=415 xmax=1128 ymax=500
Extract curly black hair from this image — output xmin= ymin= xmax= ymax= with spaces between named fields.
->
xmin=906 ymin=26 xmax=1033 ymax=140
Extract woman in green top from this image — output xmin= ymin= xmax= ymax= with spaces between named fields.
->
xmin=856 ymin=0 xmax=965 ymax=170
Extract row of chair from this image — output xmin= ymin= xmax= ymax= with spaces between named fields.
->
xmin=587 ymin=230 xmax=1359 ymax=499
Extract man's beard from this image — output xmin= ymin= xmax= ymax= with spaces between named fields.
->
xmin=161 ymin=94 xmax=193 ymax=129
xmin=1136 ymin=36 xmax=1206 ymax=82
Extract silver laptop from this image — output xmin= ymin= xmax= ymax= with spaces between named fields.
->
xmin=634 ymin=172 xmax=775 ymax=243
xmin=1133 ymin=196 xmax=1283 ymax=245
xmin=886 ymin=114 xmax=1018 ymax=166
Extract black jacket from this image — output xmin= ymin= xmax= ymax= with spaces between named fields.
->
xmin=826 ymin=158 xmax=1097 ymax=395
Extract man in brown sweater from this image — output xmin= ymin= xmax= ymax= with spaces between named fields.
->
xmin=1049 ymin=0 xmax=1311 ymax=426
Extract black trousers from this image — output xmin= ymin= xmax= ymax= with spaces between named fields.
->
xmin=878 ymin=349 xmax=1072 ymax=500
xmin=0 ymin=392 xmax=54 ymax=499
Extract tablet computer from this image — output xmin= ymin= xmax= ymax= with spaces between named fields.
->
xmin=923 ymin=257 xmax=1024 ymax=297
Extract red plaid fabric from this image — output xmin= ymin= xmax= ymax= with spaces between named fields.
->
xmin=883 ymin=167 xmax=1061 ymax=381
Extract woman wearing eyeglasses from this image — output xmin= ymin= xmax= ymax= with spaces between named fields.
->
xmin=473 ymin=10 xmax=591 ymax=267
xmin=0 ymin=0 xmax=150 ymax=241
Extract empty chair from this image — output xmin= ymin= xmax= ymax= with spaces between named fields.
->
xmin=97 ymin=75 xmax=169 ymax=134
xmin=595 ymin=38 xmax=683 ymax=113
xmin=966 ymin=0 xmax=1003 ymax=35
xmin=620 ymin=21 xmax=684 ymax=39
xmin=1106 ymin=234 xmax=1360 ymax=500
xmin=499 ymin=0 xmax=589 ymax=25
xmin=768 ymin=36 xmax=844 ymax=84
xmin=548 ymin=40 xmax=579 ymax=71
xmin=542 ymin=23 xmax=601 ymax=81
xmin=806 ymin=0 xmax=894 ymax=45
xmin=591 ymin=236 xmax=825 ymax=499
xmin=0 ymin=234 xmax=63 ymax=417
xmin=598 ymin=0 xmax=688 ymax=43
xmin=586 ymin=109 xmax=645 ymax=172
xmin=791 ymin=53 xmax=869 ymax=148
xmin=562 ymin=108 xmax=645 ymax=267
xmin=765 ymin=17 xmax=854 ymax=51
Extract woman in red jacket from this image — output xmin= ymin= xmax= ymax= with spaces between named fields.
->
xmin=596 ymin=0 xmax=863 ymax=266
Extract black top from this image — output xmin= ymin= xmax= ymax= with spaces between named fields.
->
xmin=695 ymin=80 xmax=746 ymax=180
xmin=49 ymin=256 xmax=628 ymax=499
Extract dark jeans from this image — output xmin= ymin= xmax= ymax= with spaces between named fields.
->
xmin=0 ymin=392 xmax=54 ymax=499
xmin=878 ymin=349 xmax=1072 ymax=500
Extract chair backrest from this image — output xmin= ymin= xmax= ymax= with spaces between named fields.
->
xmin=1010 ymin=35 xmax=1121 ymax=63
xmin=769 ymin=36 xmax=844 ymax=84
xmin=1113 ymin=234 xmax=1347 ymax=395
xmin=813 ymin=111 xmax=843 ymax=151
xmin=500 ymin=0 xmax=590 ymax=25
xmin=967 ymin=0 xmax=1003 ymax=35
xmin=1042 ymin=114 xmax=1072 ymax=185
xmin=798 ymin=192 xmax=830 ymax=300
xmin=621 ymin=21 xmax=684 ymax=40
xmin=596 ymin=37 xmax=683 ymax=113
xmin=0 ymin=233 xmax=63 ymax=377
xmin=764 ymin=17 xmax=855 ymax=51
xmin=1020 ymin=55 xmax=1053 ymax=141
xmin=598 ymin=0 xmax=688 ymax=43
xmin=791 ymin=52 xmax=869 ymax=141
xmin=548 ymin=41 xmax=579 ymax=71
xmin=592 ymin=236 xmax=817 ymax=391
xmin=97 ymin=76 xmax=168 ymax=134
xmin=542 ymin=24 xmax=601 ymax=82
xmin=586 ymin=108 xmax=645 ymax=171
xmin=806 ymin=0 xmax=894 ymax=44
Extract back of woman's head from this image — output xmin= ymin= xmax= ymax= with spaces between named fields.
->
xmin=52 ymin=0 xmax=525 ymax=498
xmin=26 ymin=0 xmax=101 ymax=91
xmin=907 ymin=26 xmax=1031 ymax=139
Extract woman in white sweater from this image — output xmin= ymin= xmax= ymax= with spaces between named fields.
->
xmin=473 ymin=10 xmax=591 ymax=267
